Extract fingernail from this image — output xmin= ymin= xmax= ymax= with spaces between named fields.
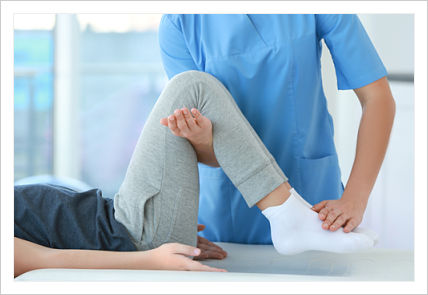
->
xmin=169 ymin=116 xmax=174 ymax=121
xmin=194 ymin=248 xmax=200 ymax=255
xmin=174 ymin=109 xmax=180 ymax=115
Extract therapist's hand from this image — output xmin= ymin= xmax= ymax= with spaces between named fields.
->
xmin=194 ymin=224 xmax=228 ymax=260
xmin=311 ymin=197 xmax=367 ymax=233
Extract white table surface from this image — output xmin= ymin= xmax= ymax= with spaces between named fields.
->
xmin=15 ymin=242 xmax=414 ymax=281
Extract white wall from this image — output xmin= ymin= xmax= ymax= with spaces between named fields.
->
xmin=321 ymin=14 xmax=414 ymax=250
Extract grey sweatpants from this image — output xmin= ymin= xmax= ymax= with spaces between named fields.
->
xmin=114 ymin=71 xmax=288 ymax=251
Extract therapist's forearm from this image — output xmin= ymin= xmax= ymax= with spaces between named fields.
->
xmin=341 ymin=86 xmax=395 ymax=205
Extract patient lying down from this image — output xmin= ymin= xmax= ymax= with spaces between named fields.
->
xmin=14 ymin=72 xmax=376 ymax=277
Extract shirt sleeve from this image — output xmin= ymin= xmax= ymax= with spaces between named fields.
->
xmin=315 ymin=14 xmax=388 ymax=90
xmin=158 ymin=15 xmax=199 ymax=79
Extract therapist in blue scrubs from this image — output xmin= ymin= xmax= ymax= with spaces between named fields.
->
xmin=158 ymin=14 xmax=395 ymax=245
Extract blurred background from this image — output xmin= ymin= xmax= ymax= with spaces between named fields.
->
xmin=14 ymin=14 xmax=414 ymax=250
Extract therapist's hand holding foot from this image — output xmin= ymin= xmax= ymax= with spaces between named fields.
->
xmin=311 ymin=197 xmax=367 ymax=233
xmin=260 ymin=188 xmax=374 ymax=255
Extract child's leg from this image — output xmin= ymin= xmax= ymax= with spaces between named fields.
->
xmin=114 ymin=70 xmax=287 ymax=250
xmin=114 ymin=71 xmax=374 ymax=254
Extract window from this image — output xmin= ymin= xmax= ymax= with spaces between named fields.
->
xmin=14 ymin=14 xmax=167 ymax=198
xmin=14 ymin=15 xmax=55 ymax=180
xmin=76 ymin=14 xmax=166 ymax=197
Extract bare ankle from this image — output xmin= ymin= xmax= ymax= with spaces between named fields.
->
xmin=256 ymin=182 xmax=292 ymax=211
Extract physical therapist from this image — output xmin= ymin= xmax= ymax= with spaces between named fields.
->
xmin=158 ymin=14 xmax=395 ymax=245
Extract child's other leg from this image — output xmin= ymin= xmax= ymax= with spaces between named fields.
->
xmin=114 ymin=70 xmax=289 ymax=251
xmin=114 ymin=75 xmax=205 ymax=251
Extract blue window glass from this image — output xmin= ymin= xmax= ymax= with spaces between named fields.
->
xmin=14 ymin=30 xmax=54 ymax=180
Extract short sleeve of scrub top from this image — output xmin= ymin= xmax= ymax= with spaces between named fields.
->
xmin=158 ymin=15 xmax=199 ymax=77
xmin=158 ymin=14 xmax=387 ymax=244
xmin=315 ymin=14 xmax=388 ymax=90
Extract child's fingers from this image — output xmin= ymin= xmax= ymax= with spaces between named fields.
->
xmin=174 ymin=109 xmax=190 ymax=135
xmin=181 ymin=107 xmax=197 ymax=130
xmin=171 ymin=243 xmax=200 ymax=257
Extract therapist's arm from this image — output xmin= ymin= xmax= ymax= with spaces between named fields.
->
xmin=312 ymin=77 xmax=395 ymax=232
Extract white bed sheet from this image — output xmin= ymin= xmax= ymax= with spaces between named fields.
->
xmin=15 ymin=242 xmax=413 ymax=281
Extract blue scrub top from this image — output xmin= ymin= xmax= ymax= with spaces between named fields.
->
xmin=158 ymin=14 xmax=387 ymax=244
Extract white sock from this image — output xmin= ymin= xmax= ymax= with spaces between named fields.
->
xmin=262 ymin=188 xmax=375 ymax=255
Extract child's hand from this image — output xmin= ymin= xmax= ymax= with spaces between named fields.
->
xmin=148 ymin=243 xmax=226 ymax=272
xmin=311 ymin=198 xmax=367 ymax=233
xmin=160 ymin=107 xmax=213 ymax=147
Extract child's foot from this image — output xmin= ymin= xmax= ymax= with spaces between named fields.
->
xmin=160 ymin=107 xmax=219 ymax=166
xmin=262 ymin=188 xmax=375 ymax=255
xmin=160 ymin=107 xmax=212 ymax=146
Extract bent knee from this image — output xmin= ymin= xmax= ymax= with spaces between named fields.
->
xmin=161 ymin=70 xmax=231 ymax=110
xmin=169 ymin=70 xmax=223 ymax=91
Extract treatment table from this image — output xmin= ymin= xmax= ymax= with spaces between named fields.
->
xmin=15 ymin=242 xmax=413 ymax=281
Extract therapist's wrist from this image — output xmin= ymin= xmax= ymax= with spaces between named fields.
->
xmin=341 ymin=178 xmax=371 ymax=204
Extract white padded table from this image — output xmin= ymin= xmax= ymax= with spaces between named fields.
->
xmin=15 ymin=242 xmax=413 ymax=281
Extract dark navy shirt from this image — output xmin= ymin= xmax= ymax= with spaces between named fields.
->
xmin=14 ymin=184 xmax=136 ymax=251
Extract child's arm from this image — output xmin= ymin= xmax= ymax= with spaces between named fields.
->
xmin=14 ymin=237 xmax=225 ymax=277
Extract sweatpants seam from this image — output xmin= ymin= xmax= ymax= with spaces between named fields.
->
xmin=149 ymin=110 xmax=169 ymax=249
xmin=153 ymin=188 xmax=183 ymax=248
